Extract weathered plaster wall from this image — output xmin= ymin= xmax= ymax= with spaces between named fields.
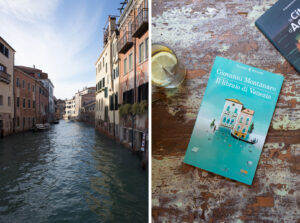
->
xmin=152 ymin=0 xmax=300 ymax=222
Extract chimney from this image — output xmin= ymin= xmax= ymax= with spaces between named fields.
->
xmin=33 ymin=65 xmax=35 ymax=68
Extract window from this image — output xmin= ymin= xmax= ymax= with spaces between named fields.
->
xmin=109 ymin=95 xmax=114 ymax=111
xmin=246 ymin=118 xmax=249 ymax=125
xmin=115 ymin=92 xmax=118 ymax=110
xmin=116 ymin=66 xmax=119 ymax=77
xmin=17 ymin=97 xmax=20 ymax=107
xmin=129 ymin=53 xmax=133 ymax=71
xmin=139 ymin=42 xmax=145 ymax=63
xmin=234 ymin=108 xmax=238 ymax=113
xmin=145 ymin=38 xmax=149 ymax=59
xmin=17 ymin=117 xmax=19 ymax=127
xmin=0 ymin=64 xmax=6 ymax=72
xmin=23 ymin=98 xmax=26 ymax=108
xmin=0 ymin=42 xmax=9 ymax=58
xmin=226 ymin=118 xmax=230 ymax=124
xmin=16 ymin=78 xmax=20 ymax=87
xmin=242 ymin=128 xmax=246 ymax=133
xmin=8 ymin=96 xmax=10 ymax=106
xmin=102 ymin=77 xmax=105 ymax=87
xmin=239 ymin=117 xmax=243 ymax=123
xmin=223 ymin=117 xmax=226 ymax=123
xmin=32 ymin=85 xmax=35 ymax=92
xmin=138 ymin=83 xmax=148 ymax=102
xmin=123 ymin=89 xmax=134 ymax=104
xmin=237 ymin=125 xmax=240 ymax=131
xmin=22 ymin=80 xmax=25 ymax=88
xmin=33 ymin=101 xmax=35 ymax=108
xmin=230 ymin=119 xmax=234 ymax=125
xmin=104 ymin=87 xmax=108 ymax=98
xmin=124 ymin=58 xmax=127 ymax=74
xmin=28 ymin=99 xmax=31 ymax=108
xmin=0 ymin=95 xmax=3 ymax=105
xmin=226 ymin=105 xmax=230 ymax=112
xmin=28 ymin=83 xmax=30 ymax=90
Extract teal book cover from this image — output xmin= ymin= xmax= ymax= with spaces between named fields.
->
xmin=183 ymin=57 xmax=284 ymax=185
xmin=255 ymin=0 xmax=300 ymax=73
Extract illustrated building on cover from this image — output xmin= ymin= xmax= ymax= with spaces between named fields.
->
xmin=219 ymin=98 xmax=254 ymax=139
xmin=219 ymin=99 xmax=243 ymax=129
xmin=232 ymin=108 xmax=254 ymax=139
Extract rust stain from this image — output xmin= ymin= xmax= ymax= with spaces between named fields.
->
xmin=252 ymin=197 xmax=274 ymax=208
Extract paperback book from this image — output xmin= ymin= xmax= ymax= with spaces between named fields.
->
xmin=255 ymin=0 xmax=300 ymax=73
xmin=183 ymin=57 xmax=284 ymax=185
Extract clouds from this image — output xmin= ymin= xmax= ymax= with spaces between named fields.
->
xmin=0 ymin=0 xmax=59 ymax=22
xmin=0 ymin=0 xmax=104 ymax=99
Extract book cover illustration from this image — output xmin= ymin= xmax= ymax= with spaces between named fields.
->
xmin=183 ymin=57 xmax=284 ymax=185
xmin=255 ymin=0 xmax=300 ymax=73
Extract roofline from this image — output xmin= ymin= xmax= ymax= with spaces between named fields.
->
xmin=95 ymin=42 xmax=109 ymax=65
xmin=225 ymin=98 xmax=243 ymax=105
xmin=14 ymin=67 xmax=38 ymax=81
xmin=0 ymin=36 xmax=16 ymax=52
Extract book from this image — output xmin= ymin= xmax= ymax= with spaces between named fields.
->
xmin=255 ymin=0 xmax=300 ymax=73
xmin=183 ymin=57 xmax=284 ymax=185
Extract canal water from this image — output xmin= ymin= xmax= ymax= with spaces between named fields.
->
xmin=0 ymin=120 xmax=148 ymax=223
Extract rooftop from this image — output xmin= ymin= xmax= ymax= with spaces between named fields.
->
xmin=241 ymin=108 xmax=254 ymax=115
xmin=225 ymin=98 xmax=243 ymax=105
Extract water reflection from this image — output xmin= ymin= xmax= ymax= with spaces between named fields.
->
xmin=0 ymin=121 xmax=147 ymax=222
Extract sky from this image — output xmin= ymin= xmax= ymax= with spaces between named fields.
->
xmin=0 ymin=0 xmax=121 ymax=99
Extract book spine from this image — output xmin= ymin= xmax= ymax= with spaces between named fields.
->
xmin=255 ymin=20 xmax=300 ymax=73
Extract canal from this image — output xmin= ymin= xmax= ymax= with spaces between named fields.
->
xmin=0 ymin=120 xmax=148 ymax=223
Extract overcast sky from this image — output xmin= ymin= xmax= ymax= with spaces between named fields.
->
xmin=0 ymin=0 xmax=120 ymax=99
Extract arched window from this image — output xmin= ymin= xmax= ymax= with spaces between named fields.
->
xmin=226 ymin=105 xmax=230 ymax=112
xmin=239 ymin=116 xmax=243 ymax=123
xmin=246 ymin=118 xmax=249 ymax=125
xmin=242 ymin=128 xmax=246 ymax=133
xmin=234 ymin=108 xmax=238 ymax=113
xmin=237 ymin=126 xmax=240 ymax=131
xmin=230 ymin=119 xmax=234 ymax=125
xmin=223 ymin=117 xmax=226 ymax=123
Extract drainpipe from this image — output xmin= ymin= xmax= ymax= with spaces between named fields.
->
xmin=132 ymin=10 xmax=137 ymax=151
xmin=110 ymin=31 xmax=116 ymax=138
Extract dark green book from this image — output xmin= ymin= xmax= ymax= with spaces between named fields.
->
xmin=255 ymin=0 xmax=300 ymax=73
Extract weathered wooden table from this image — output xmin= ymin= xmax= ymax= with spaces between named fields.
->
xmin=152 ymin=0 xmax=300 ymax=222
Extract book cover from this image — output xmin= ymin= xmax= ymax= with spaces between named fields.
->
xmin=183 ymin=57 xmax=284 ymax=185
xmin=255 ymin=0 xmax=300 ymax=73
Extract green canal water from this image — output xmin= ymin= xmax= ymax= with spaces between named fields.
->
xmin=0 ymin=120 xmax=148 ymax=222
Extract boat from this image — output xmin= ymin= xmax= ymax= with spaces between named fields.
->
xmin=230 ymin=132 xmax=257 ymax=144
xmin=33 ymin=123 xmax=50 ymax=132
xmin=53 ymin=120 xmax=59 ymax=124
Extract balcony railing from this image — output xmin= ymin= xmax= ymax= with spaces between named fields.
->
xmin=0 ymin=70 xmax=11 ymax=84
xmin=132 ymin=8 xmax=148 ymax=38
xmin=117 ymin=31 xmax=133 ymax=54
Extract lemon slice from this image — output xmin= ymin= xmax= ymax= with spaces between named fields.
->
xmin=151 ymin=51 xmax=177 ymax=86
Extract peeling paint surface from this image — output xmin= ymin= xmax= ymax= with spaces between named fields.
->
xmin=152 ymin=0 xmax=300 ymax=222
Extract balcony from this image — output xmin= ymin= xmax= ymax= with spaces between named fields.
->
xmin=118 ymin=31 xmax=133 ymax=54
xmin=0 ymin=70 xmax=11 ymax=84
xmin=132 ymin=8 xmax=148 ymax=38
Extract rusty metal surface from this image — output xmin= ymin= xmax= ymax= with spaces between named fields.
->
xmin=151 ymin=0 xmax=300 ymax=222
